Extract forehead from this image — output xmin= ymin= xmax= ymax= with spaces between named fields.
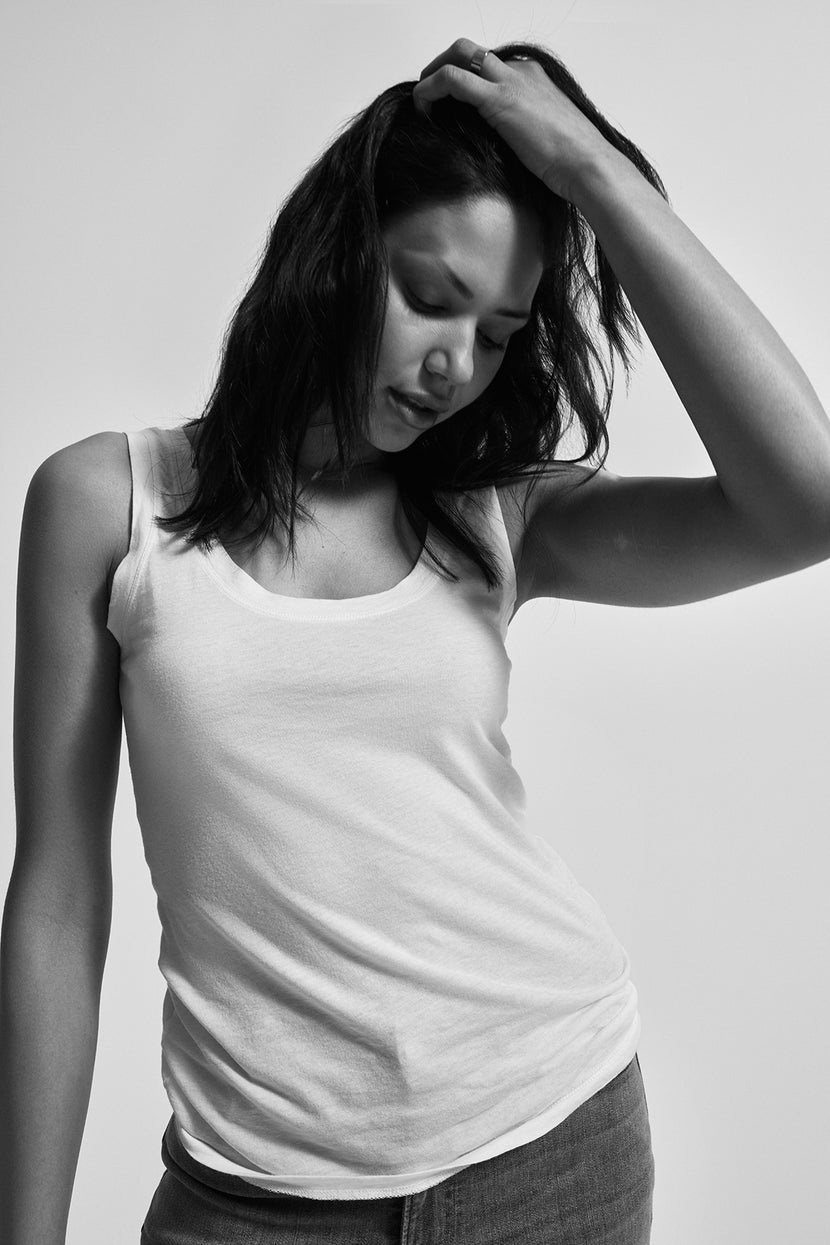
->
xmin=382 ymin=195 xmax=545 ymax=297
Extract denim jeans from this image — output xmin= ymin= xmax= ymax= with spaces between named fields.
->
xmin=140 ymin=1054 xmax=654 ymax=1244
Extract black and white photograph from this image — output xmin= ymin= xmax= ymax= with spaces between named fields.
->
xmin=2 ymin=3 xmax=828 ymax=1243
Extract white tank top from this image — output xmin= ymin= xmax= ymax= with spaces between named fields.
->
xmin=108 ymin=424 xmax=640 ymax=1200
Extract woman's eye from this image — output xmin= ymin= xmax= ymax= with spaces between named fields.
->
xmin=405 ymin=291 xmax=508 ymax=354
xmin=480 ymin=333 xmax=507 ymax=354
xmin=406 ymin=291 xmax=444 ymax=314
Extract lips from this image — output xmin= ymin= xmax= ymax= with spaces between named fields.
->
xmin=387 ymin=388 xmax=439 ymax=429
xmin=390 ymin=388 xmax=450 ymax=415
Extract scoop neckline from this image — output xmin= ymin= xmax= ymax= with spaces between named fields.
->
xmin=179 ymin=427 xmax=440 ymax=619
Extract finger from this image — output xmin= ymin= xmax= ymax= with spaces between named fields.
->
xmin=412 ymin=62 xmax=498 ymax=116
xmin=417 ymin=36 xmax=503 ymax=83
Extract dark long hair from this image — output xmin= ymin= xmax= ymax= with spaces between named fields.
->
xmin=157 ymin=40 xmax=667 ymax=590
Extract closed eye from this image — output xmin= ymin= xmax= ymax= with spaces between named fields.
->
xmin=405 ymin=291 xmax=508 ymax=353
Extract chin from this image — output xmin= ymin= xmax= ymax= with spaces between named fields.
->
xmin=365 ymin=408 xmax=426 ymax=450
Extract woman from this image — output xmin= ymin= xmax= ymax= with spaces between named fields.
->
xmin=3 ymin=35 xmax=829 ymax=1245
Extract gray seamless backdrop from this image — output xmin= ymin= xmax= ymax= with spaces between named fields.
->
xmin=2 ymin=2 xmax=828 ymax=1242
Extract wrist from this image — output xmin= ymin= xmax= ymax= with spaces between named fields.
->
xmin=554 ymin=141 xmax=647 ymax=216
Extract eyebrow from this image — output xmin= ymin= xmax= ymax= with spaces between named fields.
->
xmin=414 ymin=256 xmax=532 ymax=321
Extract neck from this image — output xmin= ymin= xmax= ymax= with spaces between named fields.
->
xmin=298 ymin=416 xmax=387 ymax=477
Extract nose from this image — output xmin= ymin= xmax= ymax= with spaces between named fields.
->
xmin=425 ymin=325 xmax=476 ymax=388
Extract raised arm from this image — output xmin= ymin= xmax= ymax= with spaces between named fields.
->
xmin=0 ymin=433 xmax=129 ymax=1245
xmin=515 ymin=138 xmax=830 ymax=607
xmin=415 ymin=40 xmax=830 ymax=606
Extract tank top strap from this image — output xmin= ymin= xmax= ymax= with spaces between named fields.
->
xmin=106 ymin=425 xmax=194 ymax=647
xmin=447 ymin=482 xmax=517 ymax=636
xmin=486 ymin=481 xmax=518 ymax=630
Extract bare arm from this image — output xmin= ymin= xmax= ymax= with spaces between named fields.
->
xmin=520 ymin=121 xmax=830 ymax=607
xmin=0 ymin=433 xmax=129 ymax=1245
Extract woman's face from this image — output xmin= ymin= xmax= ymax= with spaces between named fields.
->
xmin=365 ymin=194 xmax=545 ymax=449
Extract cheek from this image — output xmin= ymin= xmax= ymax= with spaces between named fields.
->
xmin=471 ymin=352 xmax=505 ymax=399
xmin=377 ymin=319 xmax=407 ymax=365
xmin=380 ymin=288 xmax=438 ymax=366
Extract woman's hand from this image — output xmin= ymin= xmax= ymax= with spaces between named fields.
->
xmin=412 ymin=37 xmax=615 ymax=203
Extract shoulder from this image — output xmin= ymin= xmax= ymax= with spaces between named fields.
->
xmin=25 ymin=431 xmax=132 ymax=596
